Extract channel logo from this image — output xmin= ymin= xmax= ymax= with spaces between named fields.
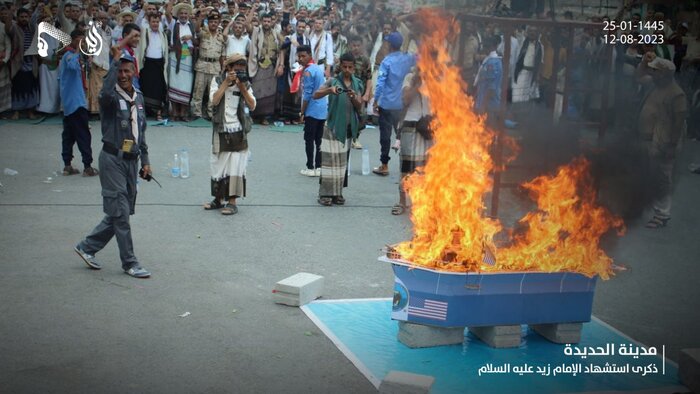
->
xmin=36 ymin=20 xmax=103 ymax=57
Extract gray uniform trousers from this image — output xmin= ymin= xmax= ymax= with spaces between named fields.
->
xmin=78 ymin=150 xmax=140 ymax=270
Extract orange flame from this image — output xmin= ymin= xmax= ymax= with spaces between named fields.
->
xmin=394 ymin=10 xmax=625 ymax=279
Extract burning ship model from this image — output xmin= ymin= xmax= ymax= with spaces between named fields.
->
xmin=385 ymin=10 xmax=625 ymax=348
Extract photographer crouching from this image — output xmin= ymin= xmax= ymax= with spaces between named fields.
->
xmin=74 ymin=53 xmax=152 ymax=278
xmin=202 ymin=54 xmax=257 ymax=216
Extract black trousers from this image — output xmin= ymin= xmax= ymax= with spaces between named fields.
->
xmin=304 ymin=116 xmax=325 ymax=169
xmin=378 ymin=107 xmax=402 ymax=165
xmin=62 ymin=107 xmax=93 ymax=167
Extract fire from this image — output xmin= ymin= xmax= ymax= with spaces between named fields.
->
xmin=394 ymin=10 xmax=625 ymax=279
xmin=496 ymin=158 xmax=625 ymax=279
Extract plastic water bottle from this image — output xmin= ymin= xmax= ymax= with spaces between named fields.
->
xmin=171 ymin=153 xmax=180 ymax=178
xmin=179 ymin=148 xmax=190 ymax=179
xmin=361 ymin=148 xmax=370 ymax=175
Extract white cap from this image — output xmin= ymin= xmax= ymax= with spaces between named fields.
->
xmin=648 ymin=57 xmax=676 ymax=72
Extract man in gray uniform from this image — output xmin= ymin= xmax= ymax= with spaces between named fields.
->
xmin=74 ymin=54 xmax=152 ymax=278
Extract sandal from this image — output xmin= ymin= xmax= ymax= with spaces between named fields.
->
xmin=318 ymin=197 xmax=332 ymax=206
xmin=221 ymin=204 xmax=238 ymax=215
xmin=332 ymin=196 xmax=345 ymax=205
xmin=203 ymin=199 xmax=224 ymax=210
xmin=645 ymin=216 xmax=669 ymax=229
xmin=391 ymin=204 xmax=406 ymax=215
xmin=62 ymin=166 xmax=80 ymax=176
xmin=372 ymin=166 xmax=389 ymax=176
xmin=156 ymin=113 xmax=164 ymax=121
xmin=260 ymin=119 xmax=270 ymax=126
xmin=82 ymin=167 xmax=99 ymax=177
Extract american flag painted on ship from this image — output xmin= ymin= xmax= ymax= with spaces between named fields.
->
xmin=482 ymin=243 xmax=496 ymax=266
xmin=408 ymin=298 xmax=448 ymax=321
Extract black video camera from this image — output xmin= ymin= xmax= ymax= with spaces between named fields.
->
xmin=336 ymin=87 xmax=349 ymax=93
xmin=236 ymin=71 xmax=250 ymax=83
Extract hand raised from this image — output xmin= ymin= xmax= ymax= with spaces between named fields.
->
xmin=110 ymin=45 xmax=121 ymax=59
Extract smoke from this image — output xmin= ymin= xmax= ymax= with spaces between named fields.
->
xmin=403 ymin=10 xmax=660 ymax=222
xmin=503 ymin=104 xmax=660 ymax=222
xmin=587 ymin=134 xmax=660 ymax=221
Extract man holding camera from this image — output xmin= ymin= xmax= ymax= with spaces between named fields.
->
xmin=74 ymin=54 xmax=152 ymax=279
xmin=313 ymin=52 xmax=364 ymax=206
xmin=203 ymin=54 xmax=257 ymax=216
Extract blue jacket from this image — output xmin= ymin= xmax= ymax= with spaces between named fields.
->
xmin=302 ymin=63 xmax=328 ymax=120
xmin=475 ymin=54 xmax=502 ymax=113
xmin=374 ymin=51 xmax=416 ymax=110
xmin=58 ymin=49 xmax=87 ymax=116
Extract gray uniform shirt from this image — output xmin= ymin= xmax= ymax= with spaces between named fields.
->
xmin=98 ymin=60 xmax=150 ymax=166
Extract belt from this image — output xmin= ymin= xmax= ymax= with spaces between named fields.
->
xmin=103 ymin=143 xmax=140 ymax=160
xmin=403 ymin=121 xmax=418 ymax=128
xmin=200 ymin=57 xmax=219 ymax=63
xmin=317 ymin=58 xmax=326 ymax=65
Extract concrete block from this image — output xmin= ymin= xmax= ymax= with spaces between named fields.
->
xmin=272 ymin=292 xmax=302 ymax=307
xmin=274 ymin=272 xmax=324 ymax=307
xmin=398 ymin=321 xmax=465 ymax=348
xmin=531 ymin=323 xmax=583 ymax=344
xmin=679 ymin=348 xmax=700 ymax=393
xmin=379 ymin=371 xmax=435 ymax=394
xmin=469 ymin=325 xmax=522 ymax=348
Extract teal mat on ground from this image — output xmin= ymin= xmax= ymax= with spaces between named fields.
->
xmin=1 ymin=116 xmax=44 ymax=124
xmin=144 ymin=118 xmax=211 ymax=127
xmin=302 ymin=299 xmax=680 ymax=393
xmin=40 ymin=115 xmax=63 ymax=125
xmin=269 ymin=124 xmax=303 ymax=133
xmin=147 ymin=120 xmax=176 ymax=127
xmin=185 ymin=118 xmax=212 ymax=127
xmin=0 ymin=115 xmax=63 ymax=125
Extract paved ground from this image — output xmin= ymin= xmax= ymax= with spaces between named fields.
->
xmin=0 ymin=119 xmax=698 ymax=393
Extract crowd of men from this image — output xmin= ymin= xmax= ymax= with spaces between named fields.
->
xmin=0 ymin=0 xmax=420 ymax=125
xmin=1 ymin=0 xmax=699 ymax=226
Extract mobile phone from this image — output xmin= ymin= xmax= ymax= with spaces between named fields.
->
xmin=121 ymin=139 xmax=134 ymax=152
